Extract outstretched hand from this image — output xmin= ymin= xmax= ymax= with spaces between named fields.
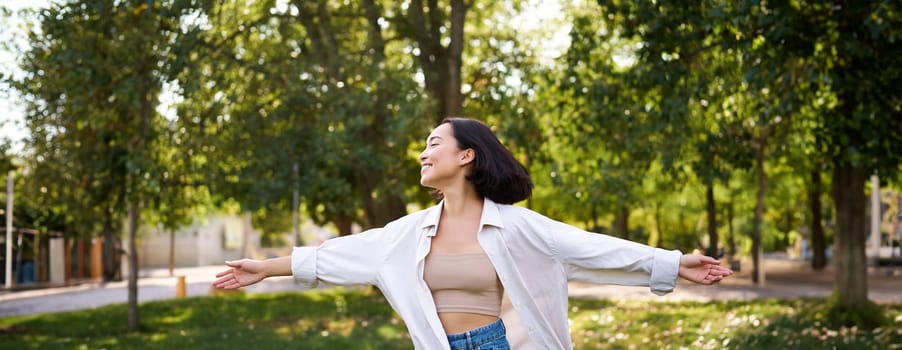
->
xmin=212 ymin=259 xmax=267 ymax=290
xmin=678 ymin=254 xmax=733 ymax=285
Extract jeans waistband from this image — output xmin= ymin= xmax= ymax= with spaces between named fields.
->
xmin=446 ymin=318 xmax=506 ymax=345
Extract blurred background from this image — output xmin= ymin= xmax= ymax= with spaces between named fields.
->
xmin=0 ymin=0 xmax=899 ymax=314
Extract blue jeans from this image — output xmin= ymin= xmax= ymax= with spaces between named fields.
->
xmin=446 ymin=318 xmax=510 ymax=350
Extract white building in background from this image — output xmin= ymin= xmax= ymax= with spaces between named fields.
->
xmin=119 ymin=215 xmax=258 ymax=272
xmin=124 ymin=213 xmax=342 ymax=272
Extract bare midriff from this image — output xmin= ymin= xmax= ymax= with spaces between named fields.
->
xmin=439 ymin=312 xmax=500 ymax=335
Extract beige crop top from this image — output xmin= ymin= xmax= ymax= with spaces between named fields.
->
xmin=423 ymin=252 xmax=503 ymax=317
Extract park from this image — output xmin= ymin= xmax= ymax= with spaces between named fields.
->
xmin=1 ymin=0 xmax=901 ymax=349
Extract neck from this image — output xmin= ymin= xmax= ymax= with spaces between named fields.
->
xmin=440 ymin=184 xmax=483 ymax=217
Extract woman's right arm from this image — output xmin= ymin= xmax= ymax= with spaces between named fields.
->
xmin=212 ymin=256 xmax=291 ymax=290
xmin=212 ymin=226 xmax=391 ymax=290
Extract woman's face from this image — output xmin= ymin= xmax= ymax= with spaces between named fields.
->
xmin=419 ymin=123 xmax=471 ymax=188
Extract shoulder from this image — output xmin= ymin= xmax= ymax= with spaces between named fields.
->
xmin=380 ymin=203 xmax=437 ymax=233
xmin=492 ymin=202 xmax=557 ymax=256
xmin=494 ymin=203 xmax=557 ymax=242
xmin=496 ymin=203 xmax=551 ymax=227
xmin=341 ymin=207 xmax=433 ymax=250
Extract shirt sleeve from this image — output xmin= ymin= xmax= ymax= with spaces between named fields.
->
xmin=291 ymin=227 xmax=389 ymax=288
xmin=545 ymin=217 xmax=682 ymax=295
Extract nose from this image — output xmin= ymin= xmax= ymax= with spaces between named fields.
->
xmin=419 ymin=148 xmax=427 ymax=162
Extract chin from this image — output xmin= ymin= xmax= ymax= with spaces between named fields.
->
xmin=420 ymin=178 xmax=439 ymax=189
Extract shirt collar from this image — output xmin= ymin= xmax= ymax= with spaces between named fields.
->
xmin=419 ymin=197 xmax=505 ymax=235
xmin=479 ymin=197 xmax=504 ymax=229
xmin=420 ymin=201 xmax=443 ymax=232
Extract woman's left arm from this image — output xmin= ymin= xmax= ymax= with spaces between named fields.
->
xmin=544 ymin=214 xmax=730 ymax=294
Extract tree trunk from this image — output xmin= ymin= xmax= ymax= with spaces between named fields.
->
xmin=292 ymin=162 xmax=301 ymax=246
xmin=893 ymin=193 xmax=901 ymax=258
xmin=127 ymin=8 xmax=152 ymax=330
xmin=101 ymin=218 xmax=118 ymax=281
xmin=752 ymin=138 xmax=767 ymax=285
xmin=333 ymin=214 xmax=354 ymax=237
xmin=294 ymin=1 xmax=342 ymax=78
xmin=727 ymin=200 xmax=736 ymax=256
xmin=831 ymin=161 xmax=869 ymax=309
xmin=358 ymin=0 xmax=408 ymax=228
xmin=705 ymin=182 xmax=719 ymax=257
xmin=444 ymin=0 xmax=465 ymax=118
xmin=615 ymin=205 xmax=629 ymax=240
xmin=405 ymin=0 xmax=466 ymax=121
xmin=654 ymin=203 xmax=664 ymax=248
xmin=168 ymin=228 xmax=175 ymax=276
xmin=810 ymin=168 xmax=828 ymax=270
xmin=127 ymin=200 xmax=140 ymax=332
xmin=355 ymin=125 xmax=406 ymax=230
xmin=590 ymin=203 xmax=599 ymax=232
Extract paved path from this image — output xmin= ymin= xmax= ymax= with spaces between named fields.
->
xmin=0 ymin=266 xmax=303 ymax=317
xmin=569 ymin=258 xmax=902 ymax=303
xmin=1 ymin=258 xmax=899 ymax=318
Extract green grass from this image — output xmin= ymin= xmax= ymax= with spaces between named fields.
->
xmin=0 ymin=288 xmax=410 ymax=350
xmin=1 ymin=289 xmax=900 ymax=349
xmin=567 ymin=298 xmax=901 ymax=349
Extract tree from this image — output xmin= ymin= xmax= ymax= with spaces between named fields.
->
xmin=564 ymin=1 xmax=761 ymax=255
xmin=171 ymin=1 xmax=535 ymax=235
xmin=590 ymin=0 xmax=901 ymax=323
xmin=391 ymin=0 xmax=467 ymax=121
xmin=171 ymin=0 xmax=433 ymax=238
xmin=721 ymin=0 xmax=902 ymax=325
xmin=13 ymin=0 xmax=199 ymax=332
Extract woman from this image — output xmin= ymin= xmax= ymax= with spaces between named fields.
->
xmin=213 ymin=117 xmax=732 ymax=349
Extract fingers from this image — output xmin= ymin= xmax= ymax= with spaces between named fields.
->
xmin=212 ymin=266 xmax=238 ymax=288
xmin=218 ymin=279 xmax=242 ymax=290
xmin=213 ymin=260 xmax=255 ymax=290
xmin=685 ymin=264 xmax=734 ymax=285
xmin=704 ymin=266 xmax=733 ymax=284
xmin=702 ymin=273 xmax=725 ymax=285
xmin=709 ymin=265 xmax=733 ymax=276
xmin=212 ymin=275 xmax=241 ymax=290
xmin=698 ymin=255 xmax=720 ymax=265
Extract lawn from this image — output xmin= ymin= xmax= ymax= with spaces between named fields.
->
xmin=1 ymin=288 xmax=900 ymax=349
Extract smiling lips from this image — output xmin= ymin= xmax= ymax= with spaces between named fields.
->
xmin=421 ymin=163 xmax=433 ymax=173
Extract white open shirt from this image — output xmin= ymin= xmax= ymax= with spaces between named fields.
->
xmin=291 ymin=198 xmax=682 ymax=349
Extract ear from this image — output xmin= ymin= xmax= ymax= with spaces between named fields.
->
xmin=458 ymin=148 xmax=475 ymax=166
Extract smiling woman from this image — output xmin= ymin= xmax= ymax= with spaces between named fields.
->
xmin=419 ymin=118 xmax=532 ymax=205
xmin=213 ymin=117 xmax=733 ymax=350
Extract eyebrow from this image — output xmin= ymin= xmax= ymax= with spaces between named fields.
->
xmin=427 ymin=136 xmax=444 ymax=143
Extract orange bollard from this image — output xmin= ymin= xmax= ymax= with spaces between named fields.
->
xmin=176 ymin=275 xmax=186 ymax=298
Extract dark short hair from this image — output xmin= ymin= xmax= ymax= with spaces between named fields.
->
xmin=437 ymin=117 xmax=533 ymax=204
